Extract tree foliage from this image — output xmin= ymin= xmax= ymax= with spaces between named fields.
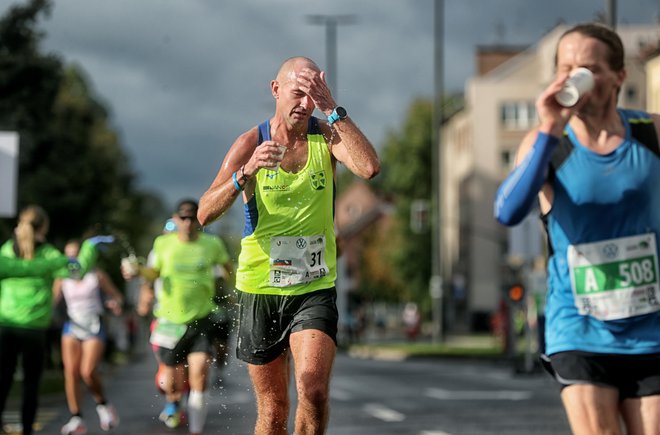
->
xmin=0 ymin=0 xmax=163 ymax=253
xmin=376 ymin=98 xmax=434 ymax=308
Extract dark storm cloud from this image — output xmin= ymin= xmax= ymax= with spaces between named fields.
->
xmin=2 ymin=0 xmax=658 ymax=213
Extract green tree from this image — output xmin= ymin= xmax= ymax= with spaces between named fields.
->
xmin=377 ymin=98 xmax=434 ymax=307
xmin=0 ymin=0 xmax=163 ymax=252
xmin=365 ymin=95 xmax=462 ymax=309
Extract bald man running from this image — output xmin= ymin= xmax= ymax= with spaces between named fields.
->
xmin=198 ymin=57 xmax=379 ymax=434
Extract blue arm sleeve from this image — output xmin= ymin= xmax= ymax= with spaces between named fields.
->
xmin=494 ymin=132 xmax=559 ymax=226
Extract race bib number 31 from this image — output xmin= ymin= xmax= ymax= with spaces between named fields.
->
xmin=269 ymin=235 xmax=328 ymax=287
xmin=568 ymin=233 xmax=660 ymax=321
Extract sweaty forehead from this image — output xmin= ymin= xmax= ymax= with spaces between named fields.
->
xmin=279 ymin=59 xmax=318 ymax=82
xmin=557 ymin=33 xmax=608 ymax=66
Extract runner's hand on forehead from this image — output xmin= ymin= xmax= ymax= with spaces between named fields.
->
xmin=296 ymin=68 xmax=335 ymax=114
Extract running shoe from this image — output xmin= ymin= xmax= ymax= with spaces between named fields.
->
xmin=158 ymin=402 xmax=181 ymax=429
xmin=96 ymin=404 xmax=119 ymax=431
xmin=60 ymin=416 xmax=87 ymax=435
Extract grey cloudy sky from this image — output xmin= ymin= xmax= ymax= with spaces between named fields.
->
xmin=3 ymin=0 xmax=659 ymax=222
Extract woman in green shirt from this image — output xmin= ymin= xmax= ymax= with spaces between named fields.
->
xmin=0 ymin=205 xmax=101 ymax=435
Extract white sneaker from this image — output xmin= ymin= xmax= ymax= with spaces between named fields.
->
xmin=61 ymin=416 xmax=87 ymax=435
xmin=96 ymin=404 xmax=119 ymax=431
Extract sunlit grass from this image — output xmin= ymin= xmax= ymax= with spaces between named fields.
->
xmin=348 ymin=335 xmax=505 ymax=359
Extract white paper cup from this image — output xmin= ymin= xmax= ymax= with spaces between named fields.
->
xmin=121 ymin=255 xmax=139 ymax=278
xmin=265 ymin=145 xmax=286 ymax=171
xmin=555 ymin=67 xmax=595 ymax=107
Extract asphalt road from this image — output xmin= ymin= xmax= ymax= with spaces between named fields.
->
xmin=4 ymin=341 xmax=572 ymax=435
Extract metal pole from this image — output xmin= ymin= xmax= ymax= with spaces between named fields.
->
xmin=326 ymin=20 xmax=337 ymax=95
xmin=607 ymin=0 xmax=617 ymax=29
xmin=430 ymin=0 xmax=444 ymax=343
xmin=306 ymin=15 xmax=356 ymax=100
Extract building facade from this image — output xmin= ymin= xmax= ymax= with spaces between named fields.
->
xmin=440 ymin=24 xmax=660 ymax=331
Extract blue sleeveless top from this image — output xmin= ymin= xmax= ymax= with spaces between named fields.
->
xmin=544 ymin=109 xmax=660 ymax=355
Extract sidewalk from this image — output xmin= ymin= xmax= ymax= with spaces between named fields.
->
xmin=346 ymin=333 xmax=504 ymax=361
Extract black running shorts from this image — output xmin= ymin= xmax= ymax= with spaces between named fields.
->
xmin=542 ymin=351 xmax=660 ymax=399
xmin=235 ymin=287 xmax=338 ymax=365
xmin=157 ymin=315 xmax=213 ymax=366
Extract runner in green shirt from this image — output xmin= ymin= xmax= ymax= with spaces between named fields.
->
xmin=0 ymin=205 xmax=100 ymax=435
xmin=127 ymin=199 xmax=231 ymax=435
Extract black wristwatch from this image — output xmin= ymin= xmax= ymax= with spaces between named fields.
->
xmin=327 ymin=106 xmax=347 ymax=125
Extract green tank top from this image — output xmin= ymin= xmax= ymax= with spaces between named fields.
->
xmin=236 ymin=118 xmax=336 ymax=295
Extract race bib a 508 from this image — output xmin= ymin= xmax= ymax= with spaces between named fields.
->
xmin=567 ymin=233 xmax=659 ymax=321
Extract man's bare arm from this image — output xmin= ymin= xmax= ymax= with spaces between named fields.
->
xmin=198 ymin=130 xmax=258 ymax=226
xmin=325 ymin=119 xmax=380 ymax=180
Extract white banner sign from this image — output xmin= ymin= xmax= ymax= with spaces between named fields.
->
xmin=0 ymin=132 xmax=19 ymax=218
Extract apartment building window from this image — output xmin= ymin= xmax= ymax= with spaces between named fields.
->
xmin=501 ymin=150 xmax=514 ymax=170
xmin=624 ymin=85 xmax=638 ymax=104
xmin=500 ymin=101 xmax=536 ymax=130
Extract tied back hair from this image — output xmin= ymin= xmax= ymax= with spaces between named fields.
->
xmin=15 ymin=205 xmax=49 ymax=259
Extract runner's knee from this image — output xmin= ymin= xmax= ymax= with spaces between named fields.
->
xmin=296 ymin=373 xmax=329 ymax=408
xmin=80 ymin=367 xmax=97 ymax=385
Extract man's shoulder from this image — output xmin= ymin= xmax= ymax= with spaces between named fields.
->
xmin=619 ymin=108 xmax=653 ymax=122
xmin=235 ymin=125 xmax=261 ymax=147
xmin=153 ymin=233 xmax=178 ymax=249
xmin=620 ymin=108 xmax=660 ymax=156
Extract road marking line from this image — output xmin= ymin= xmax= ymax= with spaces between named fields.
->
xmin=210 ymin=390 xmax=252 ymax=404
xmin=363 ymin=403 xmax=405 ymax=422
xmin=420 ymin=431 xmax=452 ymax=435
xmin=425 ymin=388 xmax=532 ymax=401
xmin=330 ymin=388 xmax=352 ymax=401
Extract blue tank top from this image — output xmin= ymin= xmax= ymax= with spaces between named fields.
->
xmin=544 ymin=109 xmax=660 ymax=355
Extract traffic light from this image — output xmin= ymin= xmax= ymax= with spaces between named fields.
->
xmin=508 ymin=283 xmax=525 ymax=303
xmin=410 ymin=199 xmax=429 ymax=234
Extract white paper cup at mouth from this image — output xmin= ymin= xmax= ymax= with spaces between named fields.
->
xmin=266 ymin=145 xmax=287 ymax=171
xmin=555 ymin=67 xmax=595 ymax=107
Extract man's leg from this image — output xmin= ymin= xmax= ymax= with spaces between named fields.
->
xmin=161 ymin=364 xmax=186 ymax=403
xmin=157 ymin=362 xmax=186 ymax=428
xmin=247 ymin=352 xmax=291 ymax=435
xmin=290 ymin=329 xmax=336 ymax=435
xmin=186 ymin=351 xmax=210 ymax=435
xmin=561 ymin=384 xmax=622 ymax=435
xmin=621 ymin=395 xmax=660 ymax=435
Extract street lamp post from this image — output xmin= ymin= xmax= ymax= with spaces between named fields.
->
xmin=305 ymin=14 xmax=357 ymax=99
xmin=430 ymin=0 xmax=444 ymax=343
xmin=606 ymin=0 xmax=617 ymax=29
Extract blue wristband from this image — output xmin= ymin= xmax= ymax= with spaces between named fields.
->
xmin=232 ymin=172 xmax=242 ymax=191
xmin=327 ymin=111 xmax=340 ymax=125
